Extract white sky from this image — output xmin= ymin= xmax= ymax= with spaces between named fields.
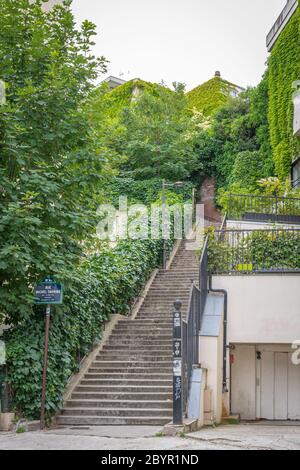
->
xmin=71 ymin=0 xmax=286 ymax=90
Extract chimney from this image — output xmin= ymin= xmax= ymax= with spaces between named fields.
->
xmin=215 ymin=71 xmax=221 ymax=78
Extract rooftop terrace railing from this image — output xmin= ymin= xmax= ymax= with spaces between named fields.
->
xmin=228 ymin=193 xmax=300 ymax=225
xmin=208 ymin=228 xmax=300 ymax=275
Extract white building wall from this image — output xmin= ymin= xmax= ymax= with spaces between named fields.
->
xmin=231 ymin=344 xmax=256 ymax=419
xmin=199 ymin=333 xmax=224 ymax=423
xmin=212 ymin=275 xmax=300 ymax=344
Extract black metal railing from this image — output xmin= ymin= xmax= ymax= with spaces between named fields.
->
xmin=199 ymin=236 xmax=208 ymax=319
xmin=183 ymin=285 xmax=201 ymax=407
xmin=172 ymin=285 xmax=201 ymax=424
xmin=292 ymin=177 xmax=300 ymax=189
xmin=228 ymin=193 xmax=300 ymax=224
xmin=208 ymin=228 xmax=300 ymax=274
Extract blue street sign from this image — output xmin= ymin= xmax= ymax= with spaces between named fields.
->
xmin=34 ymin=277 xmax=63 ymax=305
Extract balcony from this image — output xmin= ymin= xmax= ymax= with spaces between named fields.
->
xmin=267 ymin=0 xmax=299 ymax=52
xmin=226 ymin=193 xmax=300 ymax=226
xmin=206 ymin=228 xmax=300 ymax=275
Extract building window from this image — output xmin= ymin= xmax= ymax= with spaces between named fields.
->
xmin=292 ymin=157 xmax=300 ymax=188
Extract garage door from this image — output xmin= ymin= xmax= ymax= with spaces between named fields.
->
xmin=260 ymin=350 xmax=300 ymax=421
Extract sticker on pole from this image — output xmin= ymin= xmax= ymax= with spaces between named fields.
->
xmin=34 ymin=277 xmax=63 ymax=305
xmin=173 ymin=359 xmax=182 ymax=377
xmin=0 ymin=80 xmax=6 ymax=105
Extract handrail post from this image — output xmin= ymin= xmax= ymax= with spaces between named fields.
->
xmin=173 ymin=300 xmax=183 ymax=425
xmin=229 ymin=193 xmax=232 ymax=218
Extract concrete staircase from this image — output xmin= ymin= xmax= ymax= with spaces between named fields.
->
xmin=57 ymin=244 xmax=199 ymax=426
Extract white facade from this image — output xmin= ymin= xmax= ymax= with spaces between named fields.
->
xmin=206 ymin=273 xmax=300 ymax=421
xmin=212 ymin=275 xmax=300 ymax=344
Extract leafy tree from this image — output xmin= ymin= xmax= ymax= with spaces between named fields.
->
xmin=119 ymin=84 xmax=202 ymax=181
xmin=0 ymin=0 xmax=108 ymax=323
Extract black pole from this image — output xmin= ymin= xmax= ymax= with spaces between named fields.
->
xmin=173 ymin=300 xmax=183 ymax=425
xmin=40 ymin=304 xmax=51 ymax=430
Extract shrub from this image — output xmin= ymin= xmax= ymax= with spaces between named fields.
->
xmin=230 ymin=150 xmax=266 ymax=190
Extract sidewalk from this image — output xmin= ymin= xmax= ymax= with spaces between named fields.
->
xmin=1 ymin=423 xmax=300 ymax=450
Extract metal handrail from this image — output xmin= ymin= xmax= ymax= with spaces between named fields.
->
xmin=182 ymin=284 xmax=201 ymax=416
xmin=292 ymin=177 xmax=300 ymax=188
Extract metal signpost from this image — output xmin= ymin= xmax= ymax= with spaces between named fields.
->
xmin=173 ymin=300 xmax=183 ymax=425
xmin=34 ymin=277 xmax=63 ymax=430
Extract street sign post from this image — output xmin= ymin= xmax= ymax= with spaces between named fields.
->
xmin=34 ymin=277 xmax=63 ymax=430
xmin=173 ymin=300 xmax=183 ymax=425
xmin=34 ymin=277 xmax=63 ymax=305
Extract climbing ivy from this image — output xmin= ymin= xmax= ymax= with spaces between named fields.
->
xmin=268 ymin=3 xmax=300 ymax=179
xmin=187 ymin=76 xmax=242 ymax=116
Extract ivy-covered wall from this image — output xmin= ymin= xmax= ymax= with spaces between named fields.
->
xmin=268 ymin=2 xmax=300 ymax=179
xmin=187 ymin=76 xmax=242 ymax=116
xmin=88 ymin=79 xmax=165 ymax=122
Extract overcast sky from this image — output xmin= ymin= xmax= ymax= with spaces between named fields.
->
xmin=71 ymin=0 xmax=286 ymax=91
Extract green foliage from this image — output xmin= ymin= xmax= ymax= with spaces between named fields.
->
xmin=216 ymin=183 xmax=254 ymax=214
xmin=212 ymin=93 xmax=258 ymax=188
xmin=120 ymin=85 xmax=202 ymax=180
xmin=0 ymin=0 xmax=110 ymax=323
xmin=5 ymin=238 xmax=163 ymax=419
xmin=108 ymin=177 xmax=194 ymax=206
xmin=88 ymin=79 xmax=163 ymax=122
xmin=230 ymin=150 xmax=265 ymax=191
xmin=208 ymin=84 xmax=273 ymax=191
xmin=268 ymin=5 xmax=300 ymax=179
xmin=249 ymin=73 xmax=273 ymax=176
xmin=187 ymin=76 xmax=242 ymax=117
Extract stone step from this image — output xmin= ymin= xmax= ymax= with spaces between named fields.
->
xmin=88 ymin=366 xmax=172 ymax=374
xmin=117 ymin=320 xmax=172 ymax=325
xmin=57 ymin=416 xmax=171 ymax=426
xmin=112 ymin=326 xmax=173 ymax=332
xmin=71 ymin=392 xmax=173 ymax=401
xmin=65 ymin=399 xmax=172 ymax=409
xmin=108 ymin=334 xmax=172 ymax=340
xmin=103 ymin=345 xmax=172 ymax=351
xmin=100 ymin=343 xmax=172 ymax=352
xmin=97 ymin=353 xmax=172 ymax=361
xmin=148 ymin=287 xmax=192 ymax=291
xmin=84 ymin=372 xmax=172 ymax=380
xmin=105 ymin=339 xmax=172 ymax=346
xmin=80 ymin=379 xmax=172 ymax=386
xmin=75 ymin=385 xmax=172 ymax=393
xmin=141 ymin=299 xmax=189 ymax=304
xmin=91 ymin=361 xmax=172 ymax=369
xmin=62 ymin=408 xmax=173 ymax=417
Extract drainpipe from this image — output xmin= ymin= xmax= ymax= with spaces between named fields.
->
xmin=208 ymin=276 xmax=228 ymax=394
